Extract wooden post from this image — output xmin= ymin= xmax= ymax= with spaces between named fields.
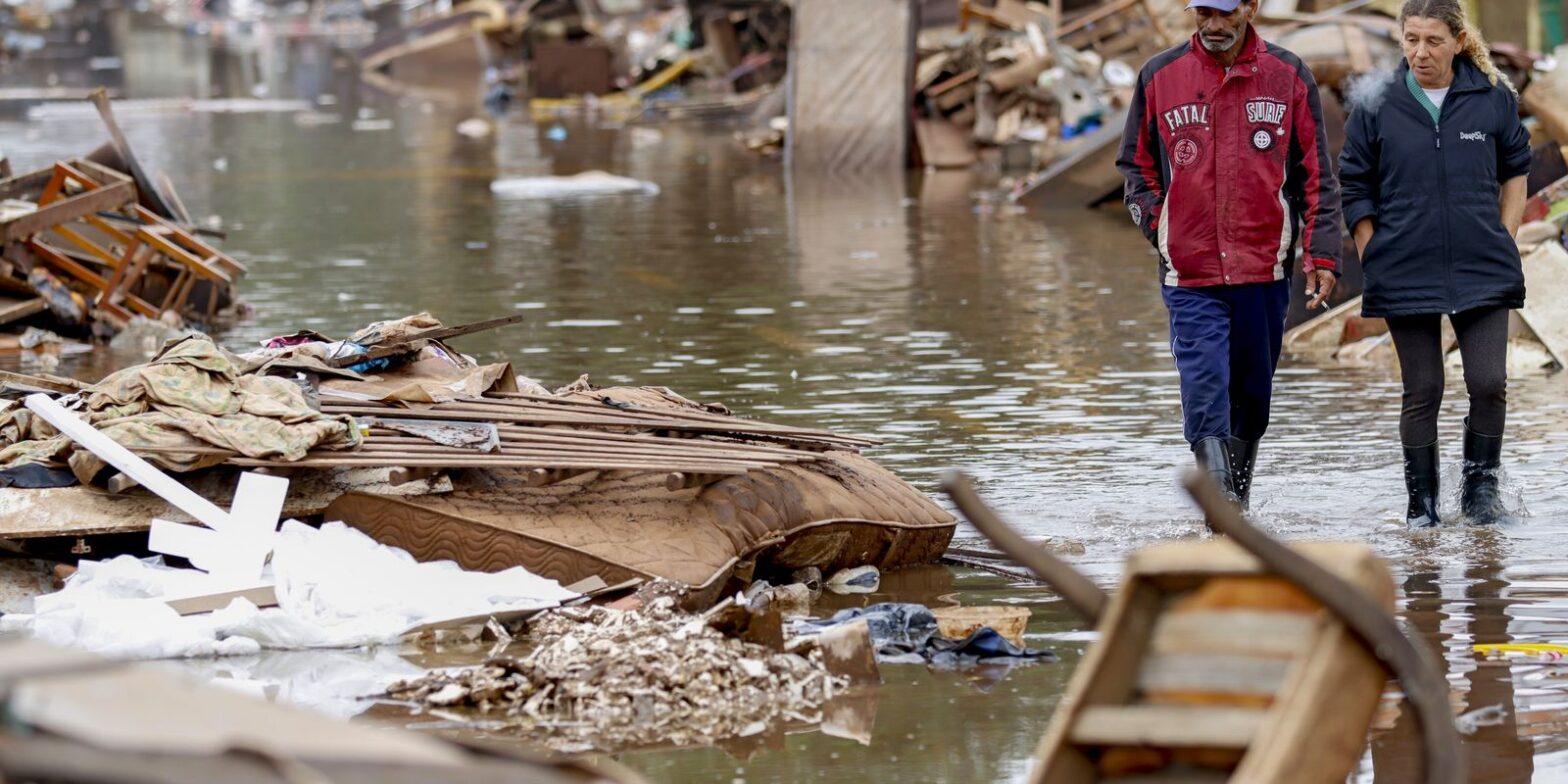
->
xmin=787 ymin=0 xmax=919 ymax=173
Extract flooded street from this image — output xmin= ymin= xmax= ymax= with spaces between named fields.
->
xmin=5 ymin=54 xmax=1568 ymax=782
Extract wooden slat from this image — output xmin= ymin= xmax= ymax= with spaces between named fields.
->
xmin=322 ymin=403 xmax=869 ymax=448
xmin=0 ymin=180 xmax=135 ymax=243
xmin=224 ymin=456 xmax=749 ymax=473
xmin=0 ymin=296 xmax=46 ymax=327
xmin=0 ymin=167 xmax=55 ymax=202
xmin=1138 ymin=653 xmax=1292 ymax=696
xmin=486 ymin=390 xmax=878 ymax=444
xmin=1148 ymin=612 xmax=1317 ymax=658
xmin=27 ymin=240 xmax=109 ymax=290
xmin=1069 ymin=705 xmax=1264 ymax=749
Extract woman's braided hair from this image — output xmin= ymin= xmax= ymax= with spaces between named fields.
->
xmin=1399 ymin=0 xmax=1517 ymax=95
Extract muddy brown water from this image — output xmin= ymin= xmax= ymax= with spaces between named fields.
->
xmin=4 ymin=55 xmax=1568 ymax=783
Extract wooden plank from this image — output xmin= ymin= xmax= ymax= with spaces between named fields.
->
xmin=1069 ymin=705 xmax=1264 ymax=749
xmin=225 ymin=457 xmax=750 ymax=472
xmin=0 ymin=180 xmax=135 ymax=243
xmin=1035 ymin=582 xmax=1162 ymax=784
xmin=0 ymin=167 xmax=54 ymax=202
xmin=166 ymin=585 xmax=278 ymax=616
xmin=323 ymin=403 xmax=872 ymax=446
xmin=88 ymin=89 xmax=182 ymax=221
xmin=424 ymin=398 xmax=871 ymax=443
xmin=0 ymin=296 xmax=45 ymax=327
xmin=1520 ymin=240 xmax=1568 ymax=369
xmin=1137 ymin=653 xmax=1292 ymax=696
xmin=352 ymin=441 xmax=788 ymax=467
xmin=368 ymin=438 xmax=815 ymax=465
xmin=0 ymin=370 xmax=89 ymax=393
xmin=27 ymin=240 xmax=109 ymax=290
xmin=1148 ymin=612 xmax=1317 ymax=658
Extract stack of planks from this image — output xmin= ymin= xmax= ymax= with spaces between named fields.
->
xmin=215 ymin=391 xmax=879 ymax=491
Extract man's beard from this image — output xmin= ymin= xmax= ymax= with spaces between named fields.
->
xmin=1201 ymin=31 xmax=1239 ymax=53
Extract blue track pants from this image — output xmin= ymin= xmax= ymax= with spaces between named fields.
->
xmin=1161 ymin=280 xmax=1291 ymax=446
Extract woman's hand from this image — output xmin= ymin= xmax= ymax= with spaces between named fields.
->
xmin=1353 ymin=218 xmax=1375 ymax=260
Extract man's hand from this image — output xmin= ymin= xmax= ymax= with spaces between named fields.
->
xmin=1305 ymin=269 xmax=1337 ymax=310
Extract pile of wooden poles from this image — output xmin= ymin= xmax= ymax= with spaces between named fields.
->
xmin=224 ymin=391 xmax=879 ymax=491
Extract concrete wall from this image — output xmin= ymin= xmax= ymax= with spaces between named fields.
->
xmin=787 ymin=0 xmax=918 ymax=174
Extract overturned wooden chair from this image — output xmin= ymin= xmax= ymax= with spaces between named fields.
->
xmin=942 ymin=472 xmax=1462 ymax=784
xmin=20 ymin=161 xmax=243 ymax=325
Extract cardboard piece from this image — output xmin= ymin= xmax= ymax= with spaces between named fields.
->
xmin=164 ymin=585 xmax=279 ymax=616
xmin=818 ymin=618 xmax=881 ymax=685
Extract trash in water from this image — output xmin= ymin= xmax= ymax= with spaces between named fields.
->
xmin=1455 ymin=704 xmax=1510 ymax=736
xmin=932 ymin=605 xmax=1031 ymax=648
xmin=489 ymin=171 xmax=660 ymax=199
xmin=746 ymin=582 xmax=812 ymax=619
xmin=826 ymin=565 xmax=880 ymax=594
xmin=1 ymin=521 xmax=579 ymax=659
xmin=456 ymin=118 xmax=492 ymax=138
xmin=792 ymin=602 xmax=1054 ymax=668
xmin=1476 ymin=642 xmax=1568 ymax=661
xmin=384 ymin=595 xmax=846 ymax=753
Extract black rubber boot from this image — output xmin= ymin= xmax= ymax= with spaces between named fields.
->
xmin=1194 ymin=436 xmax=1239 ymax=505
xmin=1230 ymin=437 xmax=1259 ymax=510
xmin=1462 ymin=421 xmax=1515 ymax=526
xmin=1402 ymin=441 xmax=1442 ymax=528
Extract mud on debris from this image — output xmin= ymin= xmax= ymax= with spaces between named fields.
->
xmin=385 ymin=595 xmax=848 ymax=754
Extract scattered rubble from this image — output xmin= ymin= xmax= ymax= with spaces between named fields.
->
xmin=386 ymin=595 xmax=848 ymax=753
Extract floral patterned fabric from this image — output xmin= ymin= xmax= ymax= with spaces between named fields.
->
xmin=0 ymin=335 xmax=361 ymax=482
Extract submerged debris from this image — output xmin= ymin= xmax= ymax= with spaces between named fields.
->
xmin=385 ymin=596 xmax=847 ymax=753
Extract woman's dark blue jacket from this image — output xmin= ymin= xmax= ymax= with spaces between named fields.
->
xmin=1339 ymin=58 xmax=1531 ymax=318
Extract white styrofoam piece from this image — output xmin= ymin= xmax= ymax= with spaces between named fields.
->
xmin=229 ymin=472 xmax=289 ymax=540
xmin=25 ymin=394 xmax=290 ymax=581
xmin=148 ymin=519 xmax=269 ymax=582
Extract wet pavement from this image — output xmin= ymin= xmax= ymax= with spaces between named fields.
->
xmin=4 ymin=46 xmax=1568 ymax=783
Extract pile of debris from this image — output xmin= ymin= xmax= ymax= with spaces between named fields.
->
xmin=0 ymin=90 xmax=244 ymax=345
xmin=360 ymin=0 xmax=791 ymax=118
xmin=907 ymin=0 xmax=1183 ymax=171
xmin=386 ymin=594 xmax=848 ymax=753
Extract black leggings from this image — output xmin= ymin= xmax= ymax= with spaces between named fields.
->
xmin=1386 ymin=307 xmax=1509 ymax=446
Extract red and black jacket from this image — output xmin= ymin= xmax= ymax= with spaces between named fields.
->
xmin=1117 ymin=26 xmax=1341 ymax=287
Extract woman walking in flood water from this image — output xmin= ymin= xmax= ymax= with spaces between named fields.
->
xmin=1339 ymin=0 xmax=1531 ymax=527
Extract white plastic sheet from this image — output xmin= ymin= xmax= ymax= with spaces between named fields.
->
xmin=1 ymin=521 xmax=578 ymax=659
xmin=489 ymin=171 xmax=661 ymax=198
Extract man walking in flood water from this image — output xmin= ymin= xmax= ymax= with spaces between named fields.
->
xmin=1117 ymin=0 xmax=1342 ymax=505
